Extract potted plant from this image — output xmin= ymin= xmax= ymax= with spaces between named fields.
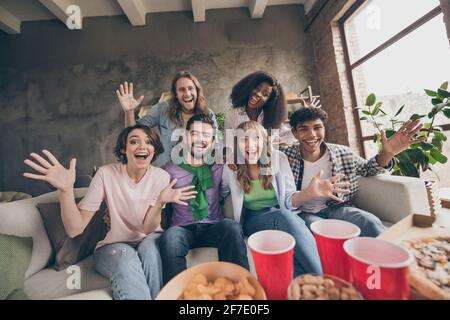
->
xmin=359 ymin=81 xmax=449 ymax=178
xmin=359 ymin=81 xmax=450 ymax=223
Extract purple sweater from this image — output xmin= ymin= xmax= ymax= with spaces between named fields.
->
xmin=162 ymin=162 xmax=227 ymax=227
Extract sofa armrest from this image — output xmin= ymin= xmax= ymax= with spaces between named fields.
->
xmin=353 ymin=175 xmax=430 ymax=224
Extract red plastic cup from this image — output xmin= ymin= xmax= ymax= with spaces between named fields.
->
xmin=248 ymin=230 xmax=296 ymax=300
xmin=310 ymin=219 xmax=361 ymax=281
xmin=343 ymin=237 xmax=414 ymax=300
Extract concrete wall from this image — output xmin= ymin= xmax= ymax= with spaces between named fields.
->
xmin=0 ymin=5 xmax=318 ymax=196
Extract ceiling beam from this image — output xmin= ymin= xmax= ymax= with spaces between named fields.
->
xmin=304 ymin=0 xmax=329 ymax=31
xmin=191 ymin=0 xmax=206 ymax=23
xmin=0 ymin=5 xmax=21 ymax=34
xmin=39 ymin=0 xmax=80 ymax=28
xmin=117 ymin=0 xmax=146 ymax=26
xmin=249 ymin=0 xmax=268 ymax=19
xmin=304 ymin=0 xmax=317 ymax=14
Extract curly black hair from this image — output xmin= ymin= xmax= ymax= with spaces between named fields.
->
xmin=114 ymin=124 xmax=164 ymax=164
xmin=289 ymin=107 xmax=328 ymax=129
xmin=230 ymin=71 xmax=287 ymax=130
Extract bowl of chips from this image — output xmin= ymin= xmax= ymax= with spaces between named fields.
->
xmin=156 ymin=261 xmax=267 ymax=300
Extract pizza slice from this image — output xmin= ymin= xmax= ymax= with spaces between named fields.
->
xmin=403 ymin=237 xmax=450 ymax=300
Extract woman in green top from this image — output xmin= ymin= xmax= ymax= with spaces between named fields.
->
xmin=116 ymin=71 xmax=218 ymax=167
xmin=222 ymin=121 xmax=322 ymax=275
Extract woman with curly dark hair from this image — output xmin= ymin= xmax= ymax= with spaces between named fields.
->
xmin=225 ymin=71 xmax=288 ymax=132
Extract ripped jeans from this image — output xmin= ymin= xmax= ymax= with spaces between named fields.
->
xmin=93 ymin=233 xmax=163 ymax=300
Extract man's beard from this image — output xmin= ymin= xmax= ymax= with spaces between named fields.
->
xmin=190 ymin=143 xmax=211 ymax=160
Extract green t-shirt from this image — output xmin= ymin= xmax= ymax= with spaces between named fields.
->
xmin=243 ymin=179 xmax=278 ymax=211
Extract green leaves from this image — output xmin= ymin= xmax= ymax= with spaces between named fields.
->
xmin=433 ymin=130 xmax=447 ymax=141
xmin=431 ymin=98 xmax=443 ymax=105
xmin=394 ymin=105 xmax=405 ymax=117
xmin=420 ymin=142 xmax=434 ymax=151
xmin=443 ymin=108 xmax=450 ymax=119
xmin=385 ymin=129 xmax=396 ymax=139
xmin=425 ymin=89 xmax=437 ymax=97
xmin=359 ymin=82 xmax=449 ymax=179
xmin=438 ymin=88 xmax=450 ymax=98
xmin=410 ymin=113 xmax=425 ymax=121
xmin=365 ymin=94 xmax=376 ymax=107
xmin=428 ymin=103 xmax=447 ymax=118
xmin=430 ymin=149 xmax=448 ymax=164
xmin=373 ymin=102 xmax=383 ymax=116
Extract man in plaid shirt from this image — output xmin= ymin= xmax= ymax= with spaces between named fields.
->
xmin=280 ymin=107 xmax=426 ymax=237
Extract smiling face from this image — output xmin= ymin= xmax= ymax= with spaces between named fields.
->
xmin=247 ymin=81 xmax=273 ymax=110
xmin=186 ymin=121 xmax=215 ymax=160
xmin=293 ymin=118 xmax=326 ymax=156
xmin=175 ymin=77 xmax=198 ymax=113
xmin=122 ymin=129 xmax=155 ymax=170
xmin=238 ymin=128 xmax=265 ymax=165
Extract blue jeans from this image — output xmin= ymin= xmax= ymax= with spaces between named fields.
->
xmin=159 ymin=218 xmax=250 ymax=284
xmin=299 ymin=203 xmax=386 ymax=237
xmin=242 ymin=208 xmax=323 ymax=276
xmin=93 ymin=233 xmax=163 ymax=300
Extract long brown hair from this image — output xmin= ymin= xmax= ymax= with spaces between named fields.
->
xmin=167 ymin=71 xmax=208 ymax=126
xmin=235 ymin=121 xmax=273 ymax=194
xmin=230 ymin=71 xmax=287 ymax=130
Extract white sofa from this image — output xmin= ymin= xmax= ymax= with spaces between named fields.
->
xmin=0 ymin=175 xmax=431 ymax=300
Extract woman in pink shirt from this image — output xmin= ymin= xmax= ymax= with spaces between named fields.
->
xmin=23 ymin=124 xmax=196 ymax=300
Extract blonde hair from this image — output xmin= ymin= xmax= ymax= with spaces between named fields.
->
xmin=235 ymin=121 xmax=273 ymax=194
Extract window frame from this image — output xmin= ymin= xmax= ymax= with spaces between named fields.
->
xmin=338 ymin=0 xmax=449 ymax=158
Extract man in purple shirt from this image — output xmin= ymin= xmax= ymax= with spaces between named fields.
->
xmin=159 ymin=114 xmax=249 ymax=284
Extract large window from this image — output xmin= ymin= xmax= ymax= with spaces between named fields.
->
xmin=341 ymin=0 xmax=450 ymax=187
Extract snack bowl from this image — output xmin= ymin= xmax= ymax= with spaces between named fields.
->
xmin=288 ymin=274 xmax=363 ymax=300
xmin=156 ymin=261 xmax=267 ymax=300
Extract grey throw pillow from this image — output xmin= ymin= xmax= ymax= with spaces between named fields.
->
xmin=36 ymin=199 xmax=107 ymax=271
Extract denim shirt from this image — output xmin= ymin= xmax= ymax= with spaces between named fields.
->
xmin=137 ymin=100 xmax=218 ymax=167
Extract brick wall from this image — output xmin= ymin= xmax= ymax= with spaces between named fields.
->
xmin=309 ymin=0 xmax=450 ymax=156
xmin=308 ymin=0 xmax=362 ymax=153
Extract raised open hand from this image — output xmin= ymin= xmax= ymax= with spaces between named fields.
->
xmin=305 ymin=171 xmax=351 ymax=203
xmin=381 ymin=119 xmax=427 ymax=157
xmin=116 ymin=81 xmax=144 ymax=112
xmin=299 ymin=96 xmax=321 ymax=108
xmin=23 ymin=150 xmax=76 ymax=193
xmin=158 ymin=179 xmax=197 ymax=206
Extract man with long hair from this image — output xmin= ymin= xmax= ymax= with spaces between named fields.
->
xmin=116 ymin=71 xmax=218 ymax=166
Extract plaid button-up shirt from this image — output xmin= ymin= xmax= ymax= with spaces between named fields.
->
xmin=279 ymin=142 xmax=392 ymax=206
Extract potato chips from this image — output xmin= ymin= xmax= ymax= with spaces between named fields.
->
xmin=178 ymin=274 xmax=257 ymax=300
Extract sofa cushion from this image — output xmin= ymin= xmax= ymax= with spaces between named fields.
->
xmin=0 ymin=234 xmax=33 ymax=300
xmin=24 ymin=255 xmax=109 ymax=300
xmin=36 ymin=199 xmax=107 ymax=271
xmin=58 ymin=288 xmax=112 ymax=300
xmin=0 ymin=188 xmax=88 ymax=279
